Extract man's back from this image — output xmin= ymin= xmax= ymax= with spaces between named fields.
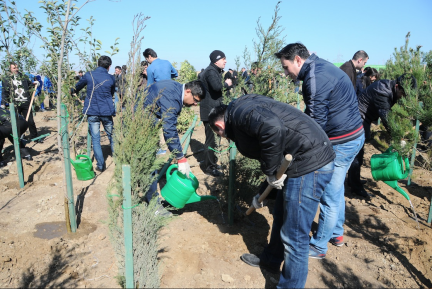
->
xmin=339 ymin=60 xmax=357 ymax=88
xmin=298 ymin=54 xmax=363 ymax=144
xmin=146 ymin=58 xmax=178 ymax=86
xmin=75 ymin=67 xmax=116 ymax=116
xmin=145 ymin=80 xmax=183 ymax=119
xmin=358 ymin=79 xmax=395 ymax=124
xmin=225 ymin=94 xmax=335 ymax=178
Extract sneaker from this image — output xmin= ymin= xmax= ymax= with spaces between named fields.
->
xmin=329 ymin=236 xmax=344 ymax=247
xmin=205 ymin=166 xmax=223 ymax=177
xmin=309 ymin=245 xmax=326 ymax=259
xmin=39 ymin=108 xmax=45 ymax=112
xmin=156 ymin=149 xmax=167 ymax=155
xmin=95 ymin=167 xmax=105 ymax=172
xmin=0 ymin=160 xmax=6 ymax=168
xmin=240 ymin=254 xmax=280 ymax=274
xmin=154 ymin=205 xmax=173 ymax=217
xmin=23 ymin=155 xmax=33 ymax=161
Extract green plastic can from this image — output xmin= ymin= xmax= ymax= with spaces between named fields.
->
xmin=70 ymin=154 xmax=95 ymax=181
xmin=370 ymin=147 xmax=409 ymax=181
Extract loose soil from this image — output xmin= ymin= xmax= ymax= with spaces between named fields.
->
xmin=1 ymin=106 xmax=432 ymax=288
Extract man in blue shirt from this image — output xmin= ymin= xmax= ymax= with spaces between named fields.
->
xmin=143 ymin=48 xmax=178 ymax=86
xmin=74 ymin=56 xmax=116 ymax=172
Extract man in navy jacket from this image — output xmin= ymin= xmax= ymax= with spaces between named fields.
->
xmin=274 ymin=43 xmax=365 ymax=262
xmin=143 ymin=79 xmax=206 ymax=205
xmin=75 ymin=56 xmax=116 ymax=172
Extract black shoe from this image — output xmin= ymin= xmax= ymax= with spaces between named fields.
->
xmin=240 ymin=254 xmax=280 ymax=274
xmin=0 ymin=160 xmax=6 ymax=167
xmin=205 ymin=166 xmax=223 ymax=177
xmin=352 ymin=187 xmax=370 ymax=198
xmin=95 ymin=167 xmax=105 ymax=172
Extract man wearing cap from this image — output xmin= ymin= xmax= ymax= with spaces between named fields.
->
xmin=199 ymin=50 xmax=232 ymax=176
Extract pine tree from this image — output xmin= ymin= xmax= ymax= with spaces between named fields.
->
xmin=381 ymin=32 xmax=432 ymax=157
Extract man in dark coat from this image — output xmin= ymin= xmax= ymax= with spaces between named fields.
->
xmin=339 ymin=50 xmax=369 ymax=88
xmin=199 ymin=50 xmax=232 ymax=176
xmin=347 ymin=74 xmax=417 ymax=195
xmin=74 ymin=56 xmax=116 ymax=172
xmin=1 ymin=62 xmax=39 ymax=139
xmin=275 ymin=43 xmax=365 ymax=261
xmin=208 ymin=95 xmax=335 ymax=288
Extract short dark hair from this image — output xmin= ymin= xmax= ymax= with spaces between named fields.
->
xmin=98 ymin=56 xmax=112 ymax=69
xmin=184 ymin=80 xmax=207 ymax=100
xmin=364 ymin=67 xmax=379 ymax=78
xmin=251 ymin=62 xmax=259 ymax=69
xmin=141 ymin=60 xmax=148 ymax=67
xmin=143 ymin=48 xmax=157 ymax=58
xmin=396 ymin=73 xmax=417 ymax=91
xmin=275 ymin=43 xmax=310 ymax=61
xmin=10 ymin=62 xmax=18 ymax=67
xmin=79 ymin=70 xmax=84 ymax=74
xmin=115 ymin=66 xmax=121 ymax=70
xmin=352 ymin=50 xmax=369 ymax=61
xmin=208 ymin=105 xmax=228 ymax=131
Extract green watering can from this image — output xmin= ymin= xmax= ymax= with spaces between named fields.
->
xmin=70 ymin=154 xmax=95 ymax=181
xmin=370 ymin=147 xmax=410 ymax=200
xmin=161 ymin=164 xmax=217 ymax=209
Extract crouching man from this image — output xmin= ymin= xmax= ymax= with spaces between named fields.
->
xmin=208 ymin=94 xmax=335 ymax=288
xmin=143 ymin=79 xmax=206 ymax=214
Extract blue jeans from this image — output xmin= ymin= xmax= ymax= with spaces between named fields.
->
xmin=260 ymin=161 xmax=334 ymax=288
xmin=87 ymin=115 xmax=114 ymax=170
xmin=309 ymin=134 xmax=365 ymax=254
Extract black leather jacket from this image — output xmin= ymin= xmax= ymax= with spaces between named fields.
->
xmin=224 ymin=94 xmax=335 ymax=178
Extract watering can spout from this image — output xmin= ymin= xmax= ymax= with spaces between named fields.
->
xmin=186 ymin=193 xmax=217 ymax=205
xmin=384 ymin=180 xmax=410 ymax=201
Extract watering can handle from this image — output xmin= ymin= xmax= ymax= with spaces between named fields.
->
xmin=403 ymin=157 xmax=410 ymax=178
xmin=166 ymin=164 xmax=178 ymax=181
xmin=76 ymin=154 xmax=91 ymax=161
xmin=246 ymin=154 xmax=293 ymax=215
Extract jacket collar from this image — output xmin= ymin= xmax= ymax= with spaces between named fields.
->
xmin=95 ymin=66 xmax=109 ymax=73
xmin=210 ymin=62 xmax=223 ymax=73
xmin=298 ymin=54 xmax=318 ymax=81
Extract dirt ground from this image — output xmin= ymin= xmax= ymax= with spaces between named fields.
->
xmin=1 ymin=105 xmax=432 ymax=288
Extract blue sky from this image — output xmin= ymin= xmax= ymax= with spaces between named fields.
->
xmin=16 ymin=0 xmax=432 ymax=73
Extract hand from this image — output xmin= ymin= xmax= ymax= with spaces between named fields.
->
xmin=401 ymin=140 xmax=406 ymax=148
xmin=33 ymin=81 xmax=39 ymax=87
xmin=266 ymin=174 xmax=287 ymax=190
xmin=225 ymin=78 xmax=232 ymax=86
xmin=178 ymin=157 xmax=192 ymax=178
xmin=251 ymin=193 xmax=267 ymax=210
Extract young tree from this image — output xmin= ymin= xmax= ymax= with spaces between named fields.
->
xmin=381 ymin=32 xmax=432 ymax=157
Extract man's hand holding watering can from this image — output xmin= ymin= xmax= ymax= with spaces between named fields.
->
xmin=178 ymin=157 xmax=192 ymax=178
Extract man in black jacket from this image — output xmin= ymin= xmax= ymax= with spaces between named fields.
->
xmin=339 ymin=50 xmax=369 ymax=88
xmin=275 ymin=43 xmax=365 ymax=260
xmin=347 ymin=74 xmax=417 ymax=195
xmin=199 ymin=50 xmax=232 ymax=176
xmin=1 ymin=63 xmax=40 ymax=140
xmin=209 ymin=95 xmax=335 ymax=288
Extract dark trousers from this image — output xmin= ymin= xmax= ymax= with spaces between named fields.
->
xmin=347 ymin=120 xmax=369 ymax=190
xmin=0 ymin=121 xmax=30 ymax=160
xmin=203 ymin=121 xmax=217 ymax=169
xmin=16 ymin=103 xmax=38 ymax=139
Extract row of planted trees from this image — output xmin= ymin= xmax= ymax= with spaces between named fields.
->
xmin=0 ymin=1 xmax=166 ymax=288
